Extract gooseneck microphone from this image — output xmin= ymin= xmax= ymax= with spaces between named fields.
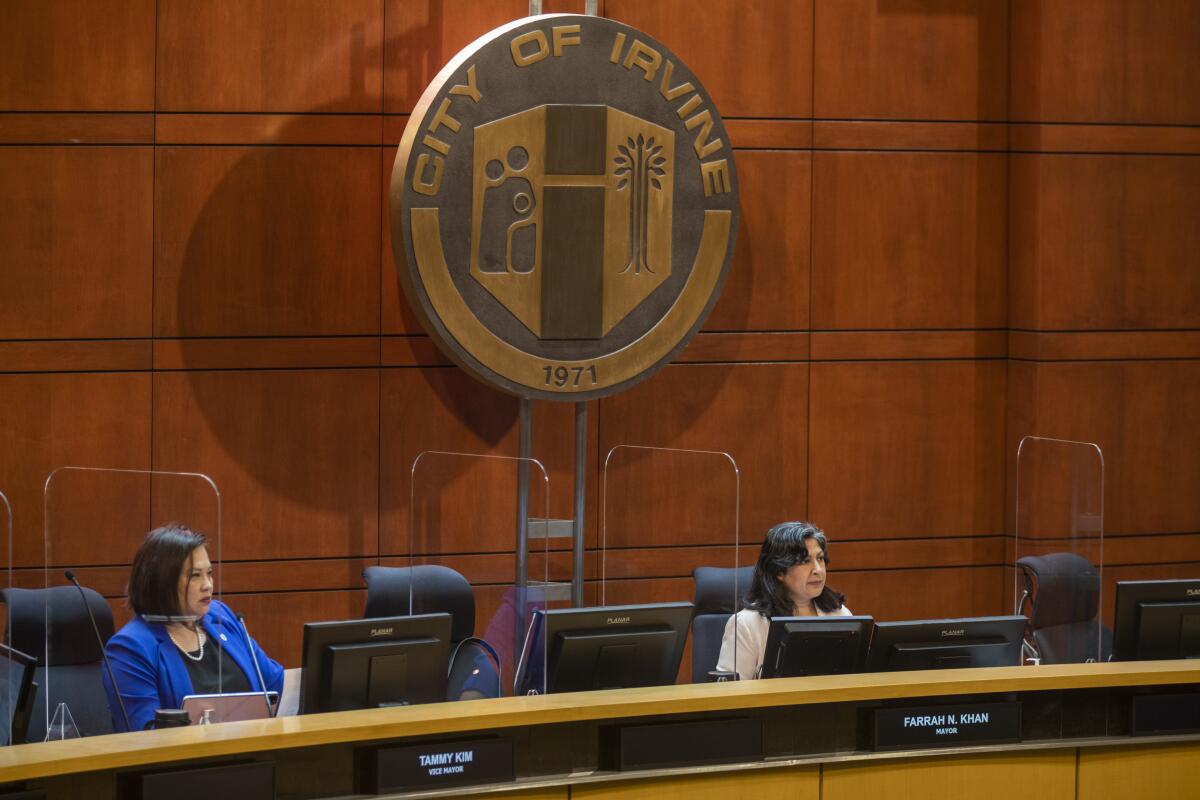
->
xmin=64 ymin=570 xmax=131 ymax=732
xmin=237 ymin=614 xmax=275 ymax=718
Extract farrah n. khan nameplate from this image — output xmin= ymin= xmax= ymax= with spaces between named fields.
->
xmin=874 ymin=702 xmax=1021 ymax=751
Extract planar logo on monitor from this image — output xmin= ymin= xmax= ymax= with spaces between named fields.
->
xmin=941 ymin=629 xmax=965 ymax=637
xmin=605 ymin=616 xmax=631 ymax=625
xmin=391 ymin=14 xmax=738 ymax=401
xmin=370 ymin=627 xmax=394 ymax=638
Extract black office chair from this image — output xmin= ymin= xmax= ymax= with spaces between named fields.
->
xmin=1016 ymin=552 xmax=1113 ymax=664
xmin=690 ymin=565 xmax=754 ymax=682
xmin=1 ymin=585 xmax=115 ymax=741
xmin=362 ymin=565 xmax=500 ymax=699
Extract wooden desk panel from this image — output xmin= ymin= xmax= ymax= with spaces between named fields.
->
xmin=823 ymin=750 xmax=1074 ymax=800
xmin=573 ymin=768 xmax=819 ymax=800
xmin=1078 ymin=742 xmax=1200 ymax=800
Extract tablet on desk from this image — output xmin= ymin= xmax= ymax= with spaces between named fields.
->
xmin=181 ymin=691 xmax=279 ymax=724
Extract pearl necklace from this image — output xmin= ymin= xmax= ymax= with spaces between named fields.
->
xmin=168 ymin=627 xmax=206 ymax=662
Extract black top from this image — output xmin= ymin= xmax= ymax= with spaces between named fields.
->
xmin=179 ymin=633 xmax=253 ymax=695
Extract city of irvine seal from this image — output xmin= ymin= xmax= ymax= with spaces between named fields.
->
xmin=391 ymin=14 xmax=738 ymax=401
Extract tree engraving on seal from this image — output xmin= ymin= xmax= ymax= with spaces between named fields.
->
xmin=614 ymin=134 xmax=668 ymax=275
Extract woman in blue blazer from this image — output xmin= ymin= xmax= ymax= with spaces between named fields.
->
xmin=103 ymin=524 xmax=284 ymax=732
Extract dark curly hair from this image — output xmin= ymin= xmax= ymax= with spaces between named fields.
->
xmin=743 ymin=521 xmax=845 ymax=617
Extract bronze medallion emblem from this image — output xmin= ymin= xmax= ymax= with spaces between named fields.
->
xmin=391 ymin=14 xmax=738 ymax=401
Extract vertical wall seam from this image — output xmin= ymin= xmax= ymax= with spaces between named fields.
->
xmin=1002 ymin=0 xmax=1014 ymax=589
xmin=148 ymin=0 xmax=160 ymax=522
xmin=805 ymin=0 xmax=818 ymax=519
xmin=377 ymin=0 xmax=386 ymax=566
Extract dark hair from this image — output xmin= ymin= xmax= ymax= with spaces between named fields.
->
xmin=128 ymin=523 xmax=207 ymax=617
xmin=744 ymin=521 xmax=845 ymax=617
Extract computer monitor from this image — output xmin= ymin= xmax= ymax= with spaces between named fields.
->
xmin=0 ymin=643 xmax=37 ymax=746
xmin=299 ymin=613 xmax=452 ymax=714
xmin=865 ymin=616 xmax=1026 ymax=672
xmin=514 ymin=602 xmax=692 ymax=695
xmin=760 ymin=616 xmax=874 ymax=678
xmin=1112 ymin=579 xmax=1200 ymax=661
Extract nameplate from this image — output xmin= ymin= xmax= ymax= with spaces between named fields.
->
xmin=357 ymin=738 xmax=513 ymax=794
xmin=874 ymin=702 xmax=1020 ymax=750
xmin=1132 ymin=693 xmax=1200 ymax=736
xmin=611 ymin=718 xmax=763 ymax=770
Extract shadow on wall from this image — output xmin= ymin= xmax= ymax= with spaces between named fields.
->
xmin=162 ymin=12 xmax=735 ymax=557
xmin=161 ymin=18 xmax=516 ymax=547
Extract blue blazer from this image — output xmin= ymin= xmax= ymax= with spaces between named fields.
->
xmin=102 ymin=599 xmax=284 ymax=732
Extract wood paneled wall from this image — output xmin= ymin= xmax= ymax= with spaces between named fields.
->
xmin=1 ymin=0 xmax=1198 ymax=668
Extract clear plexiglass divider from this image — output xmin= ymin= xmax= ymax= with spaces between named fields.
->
xmin=0 ymin=489 xmax=19 ymax=745
xmin=1013 ymin=436 xmax=1105 ymax=667
xmin=600 ymin=445 xmax=740 ymax=687
xmin=42 ymin=467 xmax=221 ymax=738
xmin=405 ymin=451 xmax=551 ymax=703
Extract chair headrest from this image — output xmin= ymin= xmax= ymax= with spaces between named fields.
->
xmin=1017 ymin=552 xmax=1100 ymax=628
xmin=692 ymin=566 xmax=754 ymax=615
xmin=1 ymin=585 xmax=114 ymax=666
xmin=363 ymin=565 xmax=475 ymax=642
